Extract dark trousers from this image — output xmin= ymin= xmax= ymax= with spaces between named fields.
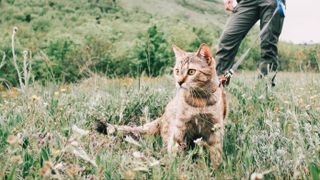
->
xmin=215 ymin=0 xmax=285 ymax=76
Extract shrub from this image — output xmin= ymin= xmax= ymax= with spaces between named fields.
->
xmin=305 ymin=47 xmax=320 ymax=71
xmin=39 ymin=39 xmax=80 ymax=82
xmin=189 ymin=27 xmax=213 ymax=51
xmin=133 ymin=25 xmax=172 ymax=77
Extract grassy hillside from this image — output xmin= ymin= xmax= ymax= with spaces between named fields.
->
xmin=0 ymin=0 xmax=226 ymax=47
xmin=1 ymin=0 xmax=319 ymax=86
xmin=0 ymin=0 xmax=226 ymax=83
xmin=0 ymin=72 xmax=319 ymax=179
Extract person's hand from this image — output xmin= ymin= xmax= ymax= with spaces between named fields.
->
xmin=218 ymin=75 xmax=231 ymax=87
xmin=224 ymin=0 xmax=234 ymax=12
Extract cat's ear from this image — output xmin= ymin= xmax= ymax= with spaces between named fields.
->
xmin=172 ymin=45 xmax=185 ymax=60
xmin=197 ymin=43 xmax=213 ymax=65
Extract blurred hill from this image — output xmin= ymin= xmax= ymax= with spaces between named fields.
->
xmin=0 ymin=0 xmax=319 ymax=84
xmin=0 ymin=0 xmax=225 ymax=51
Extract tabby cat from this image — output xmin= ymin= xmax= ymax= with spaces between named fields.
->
xmin=95 ymin=43 xmax=227 ymax=167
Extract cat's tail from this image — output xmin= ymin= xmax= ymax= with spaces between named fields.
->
xmin=94 ymin=118 xmax=161 ymax=136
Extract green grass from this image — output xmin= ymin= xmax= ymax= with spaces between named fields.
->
xmin=1 ymin=0 xmax=319 ymax=86
xmin=0 ymin=72 xmax=319 ymax=179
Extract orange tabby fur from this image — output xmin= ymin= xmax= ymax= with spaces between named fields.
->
xmin=95 ymin=44 xmax=227 ymax=167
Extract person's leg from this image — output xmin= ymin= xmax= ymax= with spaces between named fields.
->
xmin=258 ymin=0 xmax=285 ymax=76
xmin=216 ymin=0 xmax=260 ymax=75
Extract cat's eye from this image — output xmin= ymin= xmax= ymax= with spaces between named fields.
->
xmin=175 ymin=69 xmax=179 ymax=74
xmin=187 ymin=69 xmax=196 ymax=75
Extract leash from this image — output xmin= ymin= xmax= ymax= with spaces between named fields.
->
xmin=220 ymin=0 xmax=285 ymax=86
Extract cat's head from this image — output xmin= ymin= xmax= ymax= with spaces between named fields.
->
xmin=172 ymin=43 xmax=217 ymax=89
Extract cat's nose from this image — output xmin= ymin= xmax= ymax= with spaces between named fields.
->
xmin=177 ymin=77 xmax=186 ymax=86
xmin=178 ymin=80 xmax=184 ymax=86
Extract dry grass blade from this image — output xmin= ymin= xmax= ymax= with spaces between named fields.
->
xmin=72 ymin=125 xmax=89 ymax=137
xmin=124 ymin=136 xmax=141 ymax=147
xmin=11 ymin=26 xmax=24 ymax=91
xmin=65 ymin=141 xmax=97 ymax=167
xmin=62 ymin=125 xmax=97 ymax=167
xmin=9 ymin=27 xmax=33 ymax=92
xmin=22 ymin=50 xmax=32 ymax=89
xmin=0 ymin=51 xmax=5 ymax=69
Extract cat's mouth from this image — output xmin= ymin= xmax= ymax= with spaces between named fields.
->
xmin=176 ymin=84 xmax=188 ymax=90
xmin=176 ymin=84 xmax=207 ymax=94
xmin=176 ymin=82 xmax=195 ymax=90
xmin=176 ymin=82 xmax=207 ymax=90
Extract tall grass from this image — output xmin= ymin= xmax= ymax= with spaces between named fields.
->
xmin=0 ymin=72 xmax=319 ymax=179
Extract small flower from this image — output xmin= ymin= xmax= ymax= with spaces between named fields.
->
xmin=298 ymin=98 xmax=304 ymax=105
xmin=310 ymin=95 xmax=317 ymax=100
xmin=13 ymin=26 xmax=18 ymax=33
xmin=52 ymin=148 xmax=61 ymax=157
xmin=54 ymin=163 xmax=65 ymax=170
xmin=54 ymin=91 xmax=59 ymax=96
xmin=123 ymin=170 xmax=136 ymax=180
xmin=23 ymin=50 xmax=28 ymax=57
xmin=10 ymin=155 xmax=23 ymax=164
xmin=5 ymin=88 xmax=19 ymax=98
xmin=39 ymin=161 xmax=53 ymax=176
xmin=31 ymin=95 xmax=40 ymax=101
xmin=66 ymin=164 xmax=82 ymax=177
xmin=7 ymin=135 xmax=17 ymax=144
xmin=132 ymin=151 xmax=145 ymax=159
xmin=193 ymin=137 xmax=203 ymax=145
xmin=60 ymin=88 xmax=67 ymax=93
xmin=250 ymin=172 xmax=263 ymax=180
xmin=179 ymin=175 xmax=188 ymax=180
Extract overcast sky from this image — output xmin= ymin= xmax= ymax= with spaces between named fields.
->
xmin=280 ymin=0 xmax=320 ymax=44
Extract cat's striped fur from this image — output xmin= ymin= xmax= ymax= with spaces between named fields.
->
xmin=95 ymin=44 xmax=227 ymax=167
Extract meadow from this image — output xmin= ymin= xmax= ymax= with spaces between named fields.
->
xmin=0 ymin=72 xmax=319 ymax=179
xmin=0 ymin=0 xmax=319 ymax=179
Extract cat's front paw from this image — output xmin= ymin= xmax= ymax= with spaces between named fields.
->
xmin=94 ymin=120 xmax=116 ymax=135
xmin=177 ymin=140 xmax=187 ymax=149
xmin=167 ymin=142 xmax=179 ymax=156
xmin=93 ymin=121 xmax=107 ymax=134
xmin=167 ymin=141 xmax=187 ymax=156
